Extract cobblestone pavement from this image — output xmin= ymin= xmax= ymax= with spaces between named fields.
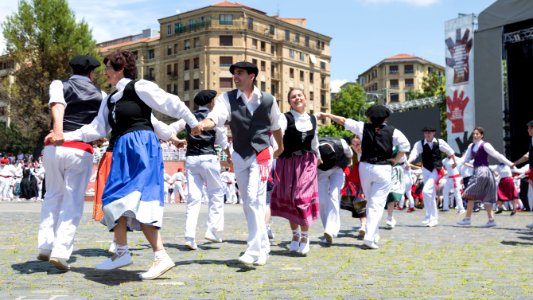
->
xmin=1 ymin=201 xmax=532 ymax=299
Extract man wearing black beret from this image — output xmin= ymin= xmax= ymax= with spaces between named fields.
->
xmin=318 ymin=105 xmax=410 ymax=249
xmin=169 ymin=90 xmax=231 ymax=250
xmin=37 ymin=54 xmax=105 ymax=271
xmin=407 ymin=125 xmax=457 ymax=227
xmin=198 ymin=61 xmax=283 ymax=265
xmin=511 ymin=120 xmax=533 ymax=229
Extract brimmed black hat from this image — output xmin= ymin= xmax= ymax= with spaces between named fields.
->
xmin=527 ymin=120 xmax=533 ymax=127
xmin=69 ymin=55 xmax=100 ymax=72
xmin=229 ymin=61 xmax=258 ymax=77
xmin=194 ymin=90 xmax=217 ymax=106
xmin=365 ymin=104 xmax=391 ymax=118
xmin=422 ymin=126 xmax=437 ymax=132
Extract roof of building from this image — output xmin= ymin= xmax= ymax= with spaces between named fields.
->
xmin=358 ymin=53 xmax=444 ymax=78
xmin=211 ymin=1 xmax=266 ymax=14
xmin=98 ymin=36 xmax=160 ymax=53
xmin=384 ymin=53 xmax=418 ymax=60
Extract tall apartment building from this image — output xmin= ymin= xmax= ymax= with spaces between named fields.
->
xmin=98 ymin=1 xmax=332 ymax=121
xmin=357 ymin=54 xmax=444 ymax=104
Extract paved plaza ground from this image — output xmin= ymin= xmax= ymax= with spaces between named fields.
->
xmin=0 ymin=201 xmax=532 ymax=299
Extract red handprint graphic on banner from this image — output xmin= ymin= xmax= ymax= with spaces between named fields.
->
xmin=446 ymin=89 xmax=469 ymax=133
xmin=445 ymin=28 xmax=473 ymax=84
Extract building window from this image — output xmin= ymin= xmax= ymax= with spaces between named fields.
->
xmin=148 ymin=49 xmax=155 ymax=59
xmin=390 ymin=93 xmax=399 ymax=102
xmin=289 ymin=68 xmax=294 ymax=79
xmin=405 ymin=78 xmax=414 ymax=87
xmin=219 ymin=14 xmax=233 ymax=25
xmin=321 ymin=93 xmax=326 ymax=107
xmin=248 ymin=17 xmax=253 ymax=30
xmin=404 ymin=64 xmax=414 ymax=74
xmin=309 ymin=91 xmax=314 ymax=101
xmin=166 ymin=84 xmax=171 ymax=92
xmin=260 ymin=61 xmax=266 ymax=72
xmin=193 ymin=57 xmax=199 ymax=69
xmin=184 ymin=80 xmax=190 ymax=91
xmin=252 ymin=59 xmax=258 ymax=67
xmin=260 ymin=41 xmax=266 ymax=52
xmin=220 ymin=78 xmax=233 ymax=88
xmin=320 ymin=61 xmax=326 ymax=70
xmin=220 ymin=56 xmax=233 ymax=67
xmin=173 ymin=43 xmax=178 ymax=54
xmin=305 ymin=35 xmax=310 ymax=47
xmin=173 ymin=63 xmax=178 ymax=76
xmin=132 ymin=51 xmax=138 ymax=60
xmin=193 ymin=79 xmax=199 ymax=90
xmin=428 ymin=66 xmax=434 ymax=74
xmin=390 ymin=79 xmax=399 ymax=88
xmin=285 ymin=29 xmax=290 ymax=41
xmin=175 ymin=23 xmax=183 ymax=34
xmin=193 ymin=37 xmax=200 ymax=48
xmin=261 ymin=81 xmax=266 ymax=91
xmin=167 ymin=24 xmax=172 ymax=36
xmin=295 ymin=33 xmax=300 ymax=43
xmin=173 ymin=84 xmax=178 ymax=94
xmin=271 ymin=44 xmax=276 ymax=55
xmin=269 ymin=24 xmax=275 ymax=35
xmin=299 ymin=52 xmax=305 ymax=61
xmin=289 ymin=49 xmax=295 ymax=59
xmin=167 ymin=46 xmax=172 ymax=56
xmin=300 ymin=70 xmax=304 ymax=81
xmin=184 ymin=39 xmax=190 ymax=50
xmin=309 ymin=72 xmax=314 ymax=83
xmin=184 ymin=59 xmax=190 ymax=71
xmin=252 ymin=38 xmax=258 ymax=49
xmin=166 ymin=64 xmax=172 ymax=75
xmin=220 ymin=35 xmax=233 ymax=46
xmin=389 ymin=65 xmax=399 ymax=74
xmin=316 ymin=40 xmax=322 ymax=49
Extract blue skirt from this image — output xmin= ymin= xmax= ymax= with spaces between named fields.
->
xmin=102 ymin=130 xmax=165 ymax=231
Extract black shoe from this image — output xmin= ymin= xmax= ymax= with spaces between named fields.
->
xmin=495 ymin=208 xmax=503 ymax=214
xmin=510 ymin=210 xmax=516 ymax=216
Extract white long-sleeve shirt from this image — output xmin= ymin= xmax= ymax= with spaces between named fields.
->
xmin=343 ymin=119 xmax=410 ymax=153
xmin=407 ymin=138 xmax=455 ymax=165
xmin=64 ymin=78 xmax=196 ymax=143
xmin=48 ymin=75 xmax=107 ymax=108
xmin=169 ymin=107 xmax=229 ymax=150
xmin=461 ymin=141 xmax=513 ymax=167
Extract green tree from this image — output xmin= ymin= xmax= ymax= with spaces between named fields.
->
xmin=1 ymin=0 xmax=100 ymax=152
xmin=319 ymin=83 xmax=368 ymax=138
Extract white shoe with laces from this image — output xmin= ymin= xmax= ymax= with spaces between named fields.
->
xmin=140 ymin=255 xmax=175 ymax=280
xmin=95 ymin=251 xmax=133 ymax=270
xmin=457 ymin=218 xmax=471 ymax=226
xmin=185 ymin=238 xmax=198 ymax=250
xmin=205 ymin=230 xmax=223 ymax=243
xmin=482 ymin=220 xmax=497 ymax=228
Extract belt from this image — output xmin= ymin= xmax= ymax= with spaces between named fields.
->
xmin=361 ymin=158 xmax=389 ymax=165
xmin=0 ymin=175 xmax=12 ymax=178
xmin=45 ymin=140 xmax=94 ymax=154
xmin=448 ymin=174 xmax=461 ymax=179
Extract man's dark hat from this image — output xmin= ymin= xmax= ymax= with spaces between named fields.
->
xmin=422 ymin=126 xmax=437 ymax=132
xmin=69 ymin=55 xmax=101 ymax=72
xmin=229 ymin=61 xmax=259 ymax=77
xmin=194 ymin=90 xmax=217 ymax=106
xmin=527 ymin=120 xmax=533 ymax=127
xmin=365 ymin=104 xmax=391 ymax=118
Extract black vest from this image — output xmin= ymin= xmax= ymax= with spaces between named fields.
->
xmin=107 ymin=80 xmax=153 ymax=151
xmin=318 ymin=137 xmax=349 ymax=171
xmin=280 ymin=112 xmax=316 ymax=158
xmin=421 ymin=139 xmax=443 ymax=171
xmin=61 ymin=78 xmax=102 ymax=132
xmin=360 ymin=123 xmax=395 ymax=164
xmin=228 ymin=89 xmax=273 ymax=159
xmin=186 ymin=108 xmax=216 ymax=156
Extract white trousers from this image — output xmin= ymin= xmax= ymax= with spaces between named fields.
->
xmin=184 ymin=155 xmax=224 ymax=239
xmin=0 ymin=177 xmax=13 ymax=199
xmin=38 ymin=146 xmax=93 ymax=259
xmin=528 ymin=182 xmax=533 ymax=218
xmin=232 ymin=151 xmax=269 ymax=259
xmin=421 ymin=168 xmax=440 ymax=222
xmin=224 ymin=183 xmax=238 ymax=204
xmin=400 ymin=172 xmax=414 ymax=208
xmin=443 ymin=176 xmax=464 ymax=210
xmin=359 ymin=162 xmax=391 ymax=244
xmin=317 ymin=167 xmax=344 ymax=237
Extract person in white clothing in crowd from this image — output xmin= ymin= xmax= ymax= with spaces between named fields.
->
xmin=0 ymin=159 xmax=17 ymax=201
xmin=220 ymin=167 xmax=238 ymax=204
xmin=197 ymin=61 xmax=283 ymax=266
xmin=169 ymin=90 xmax=231 ymax=250
xmin=407 ymin=126 xmax=457 ymax=227
xmin=398 ymin=160 xmax=416 ymax=212
xmin=171 ymin=168 xmax=187 ymax=203
xmin=316 ymin=137 xmax=352 ymax=245
xmin=318 ymin=105 xmax=410 ymax=249
xmin=442 ymin=156 xmax=466 ymax=214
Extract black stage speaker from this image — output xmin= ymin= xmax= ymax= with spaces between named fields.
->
xmin=504 ymin=20 xmax=533 ymax=162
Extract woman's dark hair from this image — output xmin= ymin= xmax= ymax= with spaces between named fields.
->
xmin=103 ymin=50 xmax=137 ymax=79
xmin=474 ymin=126 xmax=485 ymax=137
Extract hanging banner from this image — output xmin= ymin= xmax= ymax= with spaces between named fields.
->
xmin=445 ymin=14 xmax=476 ymax=154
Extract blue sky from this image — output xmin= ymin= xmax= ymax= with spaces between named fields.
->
xmin=0 ymin=0 xmax=496 ymax=91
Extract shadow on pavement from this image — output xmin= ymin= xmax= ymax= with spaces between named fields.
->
xmin=72 ymin=267 xmax=143 ymax=285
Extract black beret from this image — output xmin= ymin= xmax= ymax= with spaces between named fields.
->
xmin=365 ymin=104 xmax=391 ymax=118
xmin=229 ymin=61 xmax=259 ymax=77
xmin=422 ymin=126 xmax=437 ymax=132
xmin=69 ymin=55 xmax=100 ymax=72
xmin=527 ymin=120 xmax=533 ymax=127
xmin=194 ymin=90 xmax=217 ymax=106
